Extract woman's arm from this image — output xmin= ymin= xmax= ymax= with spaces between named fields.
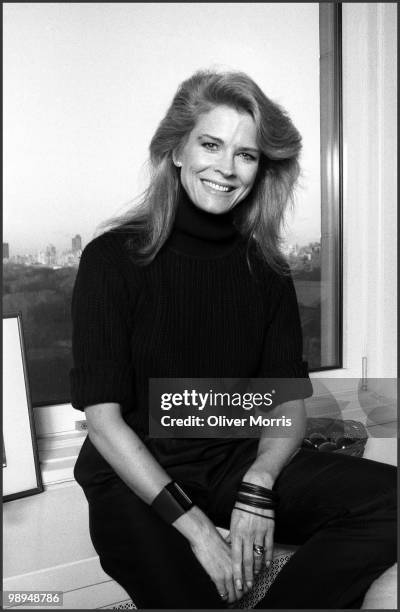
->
xmin=229 ymin=399 xmax=306 ymax=590
xmin=85 ymin=401 xmax=170 ymax=501
xmin=85 ymin=401 xmax=243 ymax=604
xmin=244 ymin=399 xmax=307 ymax=489
xmin=228 ymin=270 xmax=311 ymax=589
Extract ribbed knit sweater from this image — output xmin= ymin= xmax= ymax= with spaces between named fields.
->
xmin=70 ymin=190 xmax=310 ymax=489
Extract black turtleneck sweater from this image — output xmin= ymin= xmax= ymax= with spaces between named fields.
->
xmin=70 ymin=191 xmax=310 ymax=490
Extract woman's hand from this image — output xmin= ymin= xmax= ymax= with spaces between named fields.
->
xmin=174 ymin=506 xmax=244 ymax=604
xmin=229 ymin=505 xmax=275 ymax=591
xmin=229 ymin=468 xmax=276 ymax=591
xmin=190 ymin=527 xmax=244 ymax=604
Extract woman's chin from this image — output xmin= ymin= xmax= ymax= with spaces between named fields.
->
xmin=193 ymin=200 xmax=236 ymax=215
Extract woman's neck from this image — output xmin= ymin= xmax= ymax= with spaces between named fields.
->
xmin=165 ymin=188 xmax=241 ymax=258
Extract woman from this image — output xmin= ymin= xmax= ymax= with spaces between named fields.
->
xmin=70 ymin=70 xmax=396 ymax=609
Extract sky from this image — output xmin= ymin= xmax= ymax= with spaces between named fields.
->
xmin=4 ymin=3 xmax=321 ymax=256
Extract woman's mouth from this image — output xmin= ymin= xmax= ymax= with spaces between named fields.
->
xmin=201 ymin=179 xmax=235 ymax=193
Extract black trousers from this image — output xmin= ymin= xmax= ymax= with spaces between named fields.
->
xmin=81 ymin=446 xmax=396 ymax=609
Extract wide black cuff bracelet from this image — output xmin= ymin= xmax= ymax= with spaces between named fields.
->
xmin=151 ymin=481 xmax=193 ymax=524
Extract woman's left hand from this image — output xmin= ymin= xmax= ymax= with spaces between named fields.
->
xmin=229 ymin=504 xmax=275 ymax=592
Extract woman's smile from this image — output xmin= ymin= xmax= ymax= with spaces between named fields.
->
xmin=201 ymin=179 xmax=236 ymax=194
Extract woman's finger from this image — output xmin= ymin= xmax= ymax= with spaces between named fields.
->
xmin=242 ymin=539 xmax=254 ymax=590
xmin=215 ymin=577 xmax=229 ymax=604
xmin=253 ymin=538 xmax=265 ymax=575
xmin=264 ymin=526 xmax=274 ymax=569
xmin=225 ymin=574 xmax=237 ymax=604
xmin=231 ymin=536 xmax=244 ymax=594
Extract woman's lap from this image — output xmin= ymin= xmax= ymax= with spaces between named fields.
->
xmin=83 ymin=445 xmax=396 ymax=608
xmin=87 ymin=480 xmax=224 ymax=608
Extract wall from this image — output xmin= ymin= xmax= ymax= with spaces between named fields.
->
xmin=3 ymin=481 xmax=132 ymax=609
xmin=341 ymin=2 xmax=397 ymax=378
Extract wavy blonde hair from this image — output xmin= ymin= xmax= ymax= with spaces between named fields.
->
xmin=104 ymin=69 xmax=302 ymax=272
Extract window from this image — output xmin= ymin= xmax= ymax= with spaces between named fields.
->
xmin=3 ymin=3 xmax=341 ymax=410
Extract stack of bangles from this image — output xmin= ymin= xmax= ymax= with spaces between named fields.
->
xmin=234 ymin=481 xmax=278 ymax=520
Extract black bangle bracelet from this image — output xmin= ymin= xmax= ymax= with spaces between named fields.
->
xmin=238 ymin=491 xmax=276 ymax=503
xmin=151 ymin=481 xmax=193 ymax=524
xmin=234 ymin=505 xmax=275 ymax=520
xmin=237 ymin=492 xmax=276 ymax=505
xmin=236 ymin=493 xmax=277 ymax=510
xmin=239 ymin=481 xmax=278 ymax=501
xmin=238 ymin=492 xmax=273 ymax=503
xmin=239 ymin=481 xmax=277 ymax=498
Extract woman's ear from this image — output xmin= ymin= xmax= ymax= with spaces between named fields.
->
xmin=172 ymin=150 xmax=182 ymax=167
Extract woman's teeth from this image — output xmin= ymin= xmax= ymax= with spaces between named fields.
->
xmin=203 ymin=180 xmax=232 ymax=192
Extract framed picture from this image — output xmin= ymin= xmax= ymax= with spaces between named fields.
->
xmin=3 ymin=313 xmax=43 ymax=502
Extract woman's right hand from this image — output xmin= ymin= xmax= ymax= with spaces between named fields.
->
xmin=174 ymin=507 xmax=244 ymax=604
xmin=190 ymin=528 xmax=244 ymax=604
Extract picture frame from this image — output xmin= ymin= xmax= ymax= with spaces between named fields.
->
xmin=2 ymin=313 xmax=44 ymax=501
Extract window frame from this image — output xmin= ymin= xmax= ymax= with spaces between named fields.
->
xmin=310 ymin=2 xmax=343 ymax=373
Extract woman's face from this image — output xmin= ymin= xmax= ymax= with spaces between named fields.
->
xmin=176 ymin=105 xmax=260 ymax=214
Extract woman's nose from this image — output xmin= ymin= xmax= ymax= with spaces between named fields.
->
xmin=215 ymin=153 xmax=235 ymax=177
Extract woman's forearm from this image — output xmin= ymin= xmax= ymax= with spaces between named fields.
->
xmin=87 ymin=403 xmax=170 ymax=501
xmin=84 ymin=402 xmax=214 ymax=543
xmin=243 ymin=399 xmax=307 ymax=488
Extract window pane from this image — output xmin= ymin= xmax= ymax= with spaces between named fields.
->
xmin=3 ymin=3 xmax=340 ymax=407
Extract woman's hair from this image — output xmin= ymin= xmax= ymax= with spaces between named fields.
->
xmin=103 ymin=69 xmax=302 ymax=272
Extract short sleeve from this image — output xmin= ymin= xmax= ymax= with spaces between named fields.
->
xmin=258 ymin=272 xmax=313 ymax=402
xmin=69 ymin=238 xmax=134 ymax=411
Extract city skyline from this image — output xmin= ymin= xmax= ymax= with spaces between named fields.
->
xmin=3 ymin=235 xmax=83 ymax=267
xmin=3 ymin=235 xmax=321 ymax=271
xmin=4 ymin=228 xmax=321 ymax=258
xmin=3 ymin=232 xmax=91 ymax=259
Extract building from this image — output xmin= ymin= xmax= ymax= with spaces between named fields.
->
xmin=45 ymin=244 xmax=57 ymax=266
xmin=72 ymin=234 xmax=82 ymax=253
xmin=3 ymin=243 xmax=9 ymax=259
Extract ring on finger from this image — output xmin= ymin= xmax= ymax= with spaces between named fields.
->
xmin=253 ymin=544 xmax=265 ymax=556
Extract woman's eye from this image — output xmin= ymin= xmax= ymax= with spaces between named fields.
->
xmin=239 ymin=152 xmax=256 ymax=161
xmin=202 ymin=142 xmax=218 ymax=151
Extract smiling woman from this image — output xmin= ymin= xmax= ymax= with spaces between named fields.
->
xmin=69 ymin=69 xmax=396 ymax=609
